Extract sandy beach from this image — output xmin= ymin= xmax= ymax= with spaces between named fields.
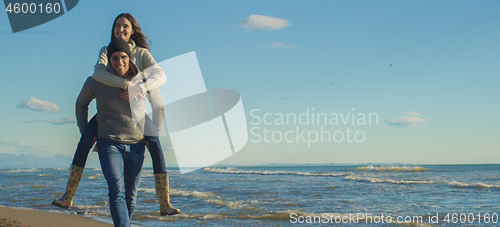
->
xmin=0 ymin=206 xmax=112 ymax=227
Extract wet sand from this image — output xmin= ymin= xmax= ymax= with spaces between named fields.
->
xmin=0 ymin=206 xmax=112 ymax=227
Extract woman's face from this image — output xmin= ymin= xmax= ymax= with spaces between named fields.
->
xmin=114 ymin=17 xmax=134 ymax=42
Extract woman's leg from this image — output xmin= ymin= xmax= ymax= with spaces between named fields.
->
xmin=143 ymin=114 xmax=166 ymax=174
xmin=144 ymin=116 xmax=181 ymax=215
xmin=72 ymin=115 xmax=98 ymax=167
xmin=52 ymin=116 xmax=98 ymax=208
xmin=123 ymin=142 xmax=145 ymax=219
xmin=144 ymin=136 xmax=166 ymax=174
xmin=98 ymin=139 xmax=130 ymax=227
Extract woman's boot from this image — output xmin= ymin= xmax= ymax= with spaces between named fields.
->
xmin=154 ymin=172 xmax=181 ymax=215
xmin=52 ymin=165 xmax=84 ymax=208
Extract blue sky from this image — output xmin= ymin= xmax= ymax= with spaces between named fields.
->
xmin=0 ymin=0 xmax=499 ymax=166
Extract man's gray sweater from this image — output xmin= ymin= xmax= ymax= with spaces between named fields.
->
xmin=76 ymin=63 xmax=164 ymax=144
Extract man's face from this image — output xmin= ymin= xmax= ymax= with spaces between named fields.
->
xmin=110 ymin=51 xmax=129 ymax=77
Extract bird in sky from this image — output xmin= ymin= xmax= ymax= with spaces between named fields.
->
xmin=390 ymin=64 xmax=392 ymax=67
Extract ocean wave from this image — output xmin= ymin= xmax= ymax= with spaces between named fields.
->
xmin=7 ymin=169 xmax=39 ymax=172
xmin=200 ymin=214 xmax=225 ymax=220
xmin=345 ymin=175 xmax=500 ymax=189
xmin=355 ymin=166 xmax=430 ymax=172
xmin=448 ymin=181 xmax=500 ymax=189
xmin=204 ymin=168 xmax=351 ymax=177
xmin=134 ymin=210 xmax=358 ymax=222
xmin=239 ymin=210 xmax=364 ymax=222
xmin=133 ymin=211 xmax=346 ymax=222
xmin=131 ymin=210 xmax=400 ymax=223
xmin=133 ymin=212 xmax=227 ymax=221
xmin=207 ymin=199 xmax=246 ymax=209
xmin=344 ymin=175 xmax=436 ymax=185
xmin=138 ymin=188 xmax=156 ymax=194
xmin=265 ymin=210 xmax=435 ymax=225
xmin=87 ymin=174 xmax=104 ymax=180
xmin=171 ymin=189 xmax=256 ymax=210
xmin=172 ymin=189 xmax=221 ymax=200
xmin=71 ymin=204 xmax=104 ymax=210
xmin=31 ymin=185 xmax=54 ymax=189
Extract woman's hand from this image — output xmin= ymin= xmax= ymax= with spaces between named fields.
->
xmin=120 ymin=81 xmax=145 ymax=102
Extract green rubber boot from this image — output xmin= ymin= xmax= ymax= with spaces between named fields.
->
xmin=154 ymin=172 xmax=181 ymax=215
xmin=52 ymin=165 xmax=84 ymax=209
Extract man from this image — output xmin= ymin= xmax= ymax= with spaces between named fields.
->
xmin=76 ymin=38 xmax=153 ymax=227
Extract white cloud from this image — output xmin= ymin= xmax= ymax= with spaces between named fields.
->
xmin=264 ymin=42 xmax=297 ymax=49
xmin=404 ymin=112 xmax=420 ymax=115
xmin=23 ymin=117 xmax=76 ymax=125
xmin=16 ymin=97 xmax=61 ymax=112
xmin=236 ymin=15 xmax=291 ymax=31
xmin=385 ymin=116 xmax=427 ymax=127
xmin=0 ymin=140 xmax=18 ymax=146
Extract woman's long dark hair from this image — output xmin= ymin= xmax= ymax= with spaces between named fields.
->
xmin=111 ymin=13 xmax=150 ymax=50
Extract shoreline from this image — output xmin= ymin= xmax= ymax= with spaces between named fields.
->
xmin=0 ymin=206 xmax=112 ymax=227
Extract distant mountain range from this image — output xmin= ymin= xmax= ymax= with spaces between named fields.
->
xmin=0 ymin=153 xmax=100 ymax=169
xmin=213 ymin=162 xmax=409 ymax=167
xmin=0 ymin=153 xmax=412 ymax=169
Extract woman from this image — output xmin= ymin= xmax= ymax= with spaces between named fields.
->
xmin=77 ymin=37 xmax=147 ymax=227
xmin=52 ymin=13 xmax=180 ymax=216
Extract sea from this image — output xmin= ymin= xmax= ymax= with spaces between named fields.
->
xmin=0 ymin=164 xmax=499 ymax=226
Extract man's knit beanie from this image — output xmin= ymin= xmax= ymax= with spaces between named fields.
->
xmin=107 ymin=38 xmax=131 ymax=60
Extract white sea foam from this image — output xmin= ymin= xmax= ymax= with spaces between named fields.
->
xmin=138 ymin=209 xmax=365 ymax=222
xmin=88 ymin=174 xmax=104 ymax=180
xmin=250 ymin=210 xmax=366 ymax=222
xmin=344 ymin=175 xmax=436 ymax=184
xmin=355 ymin=166 xmax=430 ymax=172
xmin=172 ymin=189 xmax=256 ymax=210
xmin=345 ymin=175 xmax=500 ymax=189
xmin=71 ymin=204 xmax=104 ymax=210
xmin=448 ymin=181 xmax=500 ymax=189
xmin=134 ymin=212 xmax=225 ymax=221
xmin=204 ymin=167 xmax=351 ymax=177
xmin=274 ymin=210 xmax=434 ymax=225
xmin=173 ymin=189 xmax=221 ymax=200
xmin=138 ymin=187 xmax=156 ymax=194
xmin=200 ymin=214 xmax=225 ymax=220
xmin=7 ymin=169 xmax=39 ymax=172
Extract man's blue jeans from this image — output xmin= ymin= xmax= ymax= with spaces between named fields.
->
xmin=98 ymin=139 xmax=145 ymax=227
